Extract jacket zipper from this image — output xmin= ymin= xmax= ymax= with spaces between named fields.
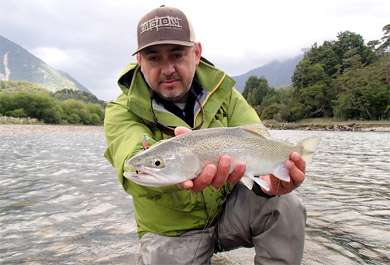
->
xmin=193 ymin=73 xmax=226 ymax=127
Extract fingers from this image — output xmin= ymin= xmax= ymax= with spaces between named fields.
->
xmin=174 ymin=126 xmax=192 ymax=136
xmin=177 ymin=179 xmax=193 ymax=190
xmin=191 ymin=164 xmax=216 ymax=194
xmin=285 ymin=152 xmax=305 ymax=186
xmin=178 ymin=156 xmax=246 ymax=193
xmin=178 ymin=164 xmax=216 ymax=194
xmin=210 ymin=156 xmax=246 ymax=189
xmin=261 ymin=152 xmax=307 ymax=196
xmin=261 ymin=175 xmax=293 ymax=196
xmin=227 ymin=162 xmax=246 ymax=185
xmin=290 ymin=152 xmax=306 ymax=174
xmin=210 ymin=155 xmax=231 ymax=189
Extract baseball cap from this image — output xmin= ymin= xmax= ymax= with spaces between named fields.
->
xmin=133 ymin=5 xmax=196 ymax=55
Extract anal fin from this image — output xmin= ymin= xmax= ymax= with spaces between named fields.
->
xmin=249 ymin=176 xmax=270 ymax=191
xmin=272 ymin=164 xmax=290 ymax=182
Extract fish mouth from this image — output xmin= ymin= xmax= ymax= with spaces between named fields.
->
xmin=124 ymin=166 xmax=159 ymax=181
xmin=123 ymin=168 xmax=173 ymax=188
xmin=125 ymin=168 xmax=154 ymax=178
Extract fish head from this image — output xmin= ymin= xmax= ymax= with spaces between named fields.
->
xmin=124 ymin=143 xmax=200 ymax=187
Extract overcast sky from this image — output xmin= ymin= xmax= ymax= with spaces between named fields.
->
xmin=1 ymin=0 xmax=389 ymax=101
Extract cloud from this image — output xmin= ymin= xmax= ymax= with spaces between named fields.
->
xmin=1 ymin=0 xmax=389 ymax=101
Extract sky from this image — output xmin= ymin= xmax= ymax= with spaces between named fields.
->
xmin=1 ymin=0 xmax=389 ymax=101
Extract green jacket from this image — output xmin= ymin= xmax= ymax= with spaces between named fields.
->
xmin=104 ymin=58 xmax=261 ymax=238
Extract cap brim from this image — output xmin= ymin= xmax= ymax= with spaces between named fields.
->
xmin=132 ymin=40 xmax=195 ymax=56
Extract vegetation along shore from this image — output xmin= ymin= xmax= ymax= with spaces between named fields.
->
xmin=263 ymin=119 xmax=390 ymax=132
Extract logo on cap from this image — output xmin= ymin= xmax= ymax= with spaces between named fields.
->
xmin=140 ymin=16 xmax=182 ymax=34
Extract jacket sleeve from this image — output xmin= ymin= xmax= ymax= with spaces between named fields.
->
xmin=104 ymin=93 xmax=180 ymax=196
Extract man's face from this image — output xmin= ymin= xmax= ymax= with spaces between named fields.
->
xmin=137 ymin=43 xmax=202 ymax=103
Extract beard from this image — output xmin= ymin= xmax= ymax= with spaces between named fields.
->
xmin=146 ymin=71 xmax=195 ymax=103
xmin=158 ymin=84 xmax=191 ymax=102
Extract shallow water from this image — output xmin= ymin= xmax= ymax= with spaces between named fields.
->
xmin=0 ymin=130 xmax=389 ymax=264
xmin=273 ymin=130 xmax=390 ymax=265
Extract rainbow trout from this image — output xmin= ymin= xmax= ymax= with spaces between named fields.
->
xmin=123 ymin=124 xmax=319 ymax=191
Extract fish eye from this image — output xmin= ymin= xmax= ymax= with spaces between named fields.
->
xmin=148 ymin=158 xmax=164 ymax=168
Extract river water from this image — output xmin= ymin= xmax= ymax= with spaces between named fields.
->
xmin=0 ymin=127 xmax=389 ymax=264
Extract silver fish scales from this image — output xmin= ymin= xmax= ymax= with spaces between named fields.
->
xmin=124 ymin=123 xmax=320 ymax=191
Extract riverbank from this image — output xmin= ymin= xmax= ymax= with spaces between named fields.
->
xmin=0 ymin=124 xmax=104 ymax=134
xmin=1 ymin=120 xmax=390 ymax=134
xmin=263 ymin=119 xmax=390 ymax=132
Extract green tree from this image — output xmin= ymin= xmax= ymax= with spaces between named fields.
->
xmin=261 ymin=103 xmax=280 ymax=120
xmin=291 ymin=30 xmax=379 ymax=120
xmin=11 ymin=108 xmax=27 ymax=118
xmin=242 ymin=76 xmax=260 ymax=99
xmin=333 ymin=62 xmax=390 ymax=120
xmin=60 ymin=99 xmax=104 ymax=125
xmin=377 ymin=24 xmax=390 ymax=55
xmin=252 ymin=77 xmax=270 ymax=105
xmin=0 ymin=93 xmax=14 ymax=115
xmin=53 ymin=88 xmax=107 ymax=108
xmin=0 ymin=92 xmax=61 ymax=123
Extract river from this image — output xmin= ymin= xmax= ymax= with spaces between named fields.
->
xmin=0 ymin=126 xmax=389 ymax=264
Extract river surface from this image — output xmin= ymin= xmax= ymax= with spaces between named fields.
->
xmin=0 ymin=127 xmax=389 ymax=264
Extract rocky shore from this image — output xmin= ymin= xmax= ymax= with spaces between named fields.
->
xmin=266 ymin=122 xmax=390 ymax=132
xmin=1 ymin=123 xmax=390 ymax=135
xmin=0 ymin=124 xmax=104 ymax=134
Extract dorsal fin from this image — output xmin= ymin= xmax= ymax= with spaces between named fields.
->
xmin=241 ymin=123 xmax=271 ymax=137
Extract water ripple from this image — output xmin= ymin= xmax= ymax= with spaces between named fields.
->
xmin=1 ymin=130 xmax=389 ymax=264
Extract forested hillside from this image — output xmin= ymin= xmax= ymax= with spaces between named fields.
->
xmin=242 ymin=24 xmax=390 ymax=122
xmin=0 ymin=81 xmax=105 ymax=125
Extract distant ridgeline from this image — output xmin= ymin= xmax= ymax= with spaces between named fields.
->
xmin=0 ymin=35 xmax=89 ymax=93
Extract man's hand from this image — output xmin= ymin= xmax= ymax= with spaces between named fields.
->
xmin=175 ymin=127 xmax=246 ymax=194
xmin=260 ymin=152 xmax=306 ymax=196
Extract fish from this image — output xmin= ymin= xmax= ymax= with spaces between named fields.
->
xmin=123 ymin=123 xmax=320 ymax=191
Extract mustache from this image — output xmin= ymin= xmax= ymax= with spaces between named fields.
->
xmin=159 ymin=74 xmax=181 ymax=83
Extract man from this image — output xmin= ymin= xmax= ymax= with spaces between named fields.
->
xmin=104 ymin=5 xmax=306 ymax=265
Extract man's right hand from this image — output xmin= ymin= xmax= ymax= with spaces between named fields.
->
xmin=175 ymin=127 xmax=246 ymax=194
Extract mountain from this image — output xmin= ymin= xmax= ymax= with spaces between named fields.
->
xmin=0 ymin=35 xmax=89 ymax=92
xmin=231 ymin=54 xmax=304 ymax=93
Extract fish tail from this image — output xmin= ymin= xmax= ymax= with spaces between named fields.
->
xmin=299 ymin=137 xmax=320 ymax=164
